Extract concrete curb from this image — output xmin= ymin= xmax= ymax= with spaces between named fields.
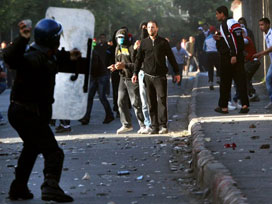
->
xmin=188 ymin=74 xmax=248 ymax=204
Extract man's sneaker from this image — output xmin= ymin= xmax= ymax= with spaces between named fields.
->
xmin=265 ymin=102 xmax=272 ymax=109
xmin=103 ymin=115 xmax=114 ymax=124
xmin=116 ymin=126 xmax=133 ymax=134
xmin=55 ymin=125 xmax=71 ymax=133
xmin=159 ymin=127 xmax=168 ymax=134
xmin=79 ymin=117 xmax=89 ymax=125
xmin=9 ymin=180 xmax=34 ymax=200
xmin=239 ymin=107 xmax=250 ymax=114
xmin=233 ymin=101 xmax=242 ymax=109
xmin=141 ymin=126 xmax=152 ymax=134
xmin=137 ymin=126 xmax=146 ymax=134
xmin=228 ymin=101 xmax=237 ymax=111
xmin=41 ymin=179 xmax=73 ymax=202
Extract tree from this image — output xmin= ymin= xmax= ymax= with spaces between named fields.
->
xmin=173 ymin=0 xmax=232 ymax=28
xmin=0 ymin=0 xmax=192 ymax=44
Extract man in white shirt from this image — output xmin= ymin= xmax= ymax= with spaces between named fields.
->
xmin=253 ymin=18 xmax=272 ymax=109
xmin=203 ymin=25 xmax=221 ymax=90
xmin=171 ymin=40 xmax=188 ymax=85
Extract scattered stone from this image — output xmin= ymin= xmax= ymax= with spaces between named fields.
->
xmin=185 ymin=168 xmax=193 ymax=173
xmin=260 ymin=144 xmax=270 ymax=149
xmin=191 ymin=191 xmax=204 ymax=196
xmin=204 ymin=138 xmax=211 ymax=142
xmin=117 ymin=170 xmax=130 ymax=175
xmin=82 ymin=172 xmax=91 ymax=180
xmin=245 ymin=156 xmax=251 ymax=159
xmin=136 ymin=175 xmax=143 ymax=180
xmin=96 ymin=192 xmax=108 ymax=196
xmin=251 ymin=136 xmax=260 ymax=140
xmin=166 ymin=195 xmax=178 ymax=199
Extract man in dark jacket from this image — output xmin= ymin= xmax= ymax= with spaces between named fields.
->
xmin=108 ymin=28 xmax=145 ymax=134
xmin=3 ymin=19 xmax=81 ymax=202
xmin=214 ymin=6 xmax=249 ymax=114
xmin=195 ymin=26 xmax=207 ymax=72
xmin=79 ymin=49 xmax=114 ymax=125
xmin=132 ymin=21 xmax=180 ymax=134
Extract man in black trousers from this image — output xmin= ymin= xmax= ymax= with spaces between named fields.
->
xmin=3 ymin=19 xmax=81 ymax=202
xmin=214 ymin=6 xmax=249 ymax=114
xmin=132 ymin=20 xmax=180 ymax=134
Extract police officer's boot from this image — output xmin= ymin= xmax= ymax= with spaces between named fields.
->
xmin=9 ymin=180 xmax=34 ymax=200
xmin=8 ymin=167 xmax=34 ymax=200
xmin=41 ymin=174 xmax=73 ymax=202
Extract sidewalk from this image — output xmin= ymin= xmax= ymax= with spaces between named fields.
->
xmin=189 ymin=73 xmax=272 ymax=204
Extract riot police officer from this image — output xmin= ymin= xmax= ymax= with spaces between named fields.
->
xmin=3 ymin=19 xmax=81 ymax=202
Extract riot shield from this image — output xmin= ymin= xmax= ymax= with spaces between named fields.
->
xmin=45 ymin=7 xmax=95 ymax=120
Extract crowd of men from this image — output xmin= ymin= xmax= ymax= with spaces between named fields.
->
xmin=0 ymin=4 xmax=272 ymax=203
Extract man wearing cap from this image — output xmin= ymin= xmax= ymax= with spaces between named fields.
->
xmin=108 ymin=28 xmax=145 ymax=134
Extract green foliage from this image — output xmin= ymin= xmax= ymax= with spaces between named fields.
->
xmin=174 ymin=0 xmax=232 ymax=27
xmin=0 ymin=0 xmax=231 ymax=44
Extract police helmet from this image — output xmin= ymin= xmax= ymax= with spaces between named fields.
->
xmin=34 ymin=18 xmax=63 ymax=49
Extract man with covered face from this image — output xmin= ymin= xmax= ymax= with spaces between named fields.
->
xmin=108 ymin=28 xmax=145 ymax=134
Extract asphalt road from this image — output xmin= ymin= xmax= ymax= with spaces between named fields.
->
xmin=0 ymin=76 xmax=209 ymax=204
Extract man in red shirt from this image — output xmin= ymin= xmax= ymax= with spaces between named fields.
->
xmin=242 ymin=28 xmax=261 ymax=101
xmin=233 ymin=28 xmax=261 ymax=104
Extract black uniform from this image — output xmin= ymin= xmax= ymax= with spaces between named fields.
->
xmin=3 ymin=35 xmax=74 ymax=189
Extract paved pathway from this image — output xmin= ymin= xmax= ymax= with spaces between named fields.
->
xmin=194 ymin=74 xmax=272 ymax=204
xmin=0 ymin=76 xmax=208 ymax=204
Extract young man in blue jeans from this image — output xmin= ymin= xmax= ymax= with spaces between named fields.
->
xmin=253 ymin=18 xmax=272 ymax=109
